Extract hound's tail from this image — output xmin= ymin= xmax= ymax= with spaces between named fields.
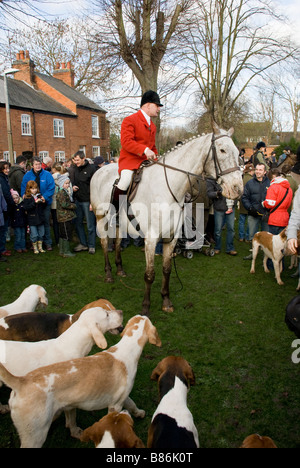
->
xmin=0 ymin=363 xmax=22 ymax=390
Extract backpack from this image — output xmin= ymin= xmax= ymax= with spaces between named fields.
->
xmin=285 ymin=296 xmax=300 ymax=338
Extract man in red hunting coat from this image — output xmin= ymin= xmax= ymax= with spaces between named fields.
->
xmin=111 ymin=90 xmax=163 ymax=218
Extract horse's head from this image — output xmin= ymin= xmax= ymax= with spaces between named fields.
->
xmin=204 ymin=122 xmax=243 ymax=200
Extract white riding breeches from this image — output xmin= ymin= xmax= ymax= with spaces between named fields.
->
xmin=117 ymin=169 xmax=134 ymax=191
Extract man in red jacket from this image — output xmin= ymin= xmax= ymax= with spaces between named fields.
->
xmin=262 ymin=168 xmax=293 ymax=234
xmin=111 ymin=90 xmax=163 ymax=219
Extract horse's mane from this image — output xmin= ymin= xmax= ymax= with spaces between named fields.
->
xmin=157 ymin=134 xmax=206 ymax=161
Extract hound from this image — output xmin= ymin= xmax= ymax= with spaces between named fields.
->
xmin=240 ymin=434 xmax=277 ymax=448
xmin=0 ymin=298 xmax=119 ymax=341
xmin=250 ymin=229 xmax=287 ymax=285
xmin=0 ymin=285 xmax=48 ymax=319
xmin=0 ymin=315 xmax=161 ymax=447
xmin=0 ymin=307 xmax=123 ymax=414
xmin=80 ymin=410 xmax=145 ymax=448
xmin=147 ymin=356 xmax=199 ymax=448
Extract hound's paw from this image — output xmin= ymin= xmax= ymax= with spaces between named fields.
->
xmin=70 ymin=426 xmax=83 ymax=439
xmin=134 ymin=409 xmax=146 ymax=419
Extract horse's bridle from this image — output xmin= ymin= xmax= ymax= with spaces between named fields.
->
xmin=204 ymin=133 xmax=241 ymax=182
xmin=150 ymin=133 xmax=240 ymax=205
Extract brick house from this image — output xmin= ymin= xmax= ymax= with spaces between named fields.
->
xmin=0 ymin=50 xmax=110 ymax=163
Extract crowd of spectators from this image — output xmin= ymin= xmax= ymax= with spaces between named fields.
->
xmin=0 ymin=141 xmax=300 ymax=269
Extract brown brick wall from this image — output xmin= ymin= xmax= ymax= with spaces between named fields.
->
xmin=1 ymin=52 xmax=110 ymax=161
xmin=0 ymin=106 xmax=110 ymax=161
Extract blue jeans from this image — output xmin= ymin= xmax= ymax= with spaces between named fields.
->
xmin=247 ymin=215 xmax=269 ymax=240
xmin=75 ymin=201 xmax=96 ymax=248
xmin=14 ymin=227 xmax=26 ymax=250
xmin=43 ymin=204 xmax=52 ymax=247
xmin=214 ymin=209 xmax=235 ymax=252
xmin=238 ymin=213 xmax=249 ymax=241
xmin=30 ymin=224 xmax=45 ymax=243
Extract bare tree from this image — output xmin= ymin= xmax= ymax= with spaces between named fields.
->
xmin=178 ymin=0 xmax=299 ymax=126
xmin=0 ymin=0 xmax=69 ymax=67
xmin=89 ymin=0 xmax=193 ymax=96
xmin=0 ymin=0 xmax=59 ymax=29
xmin=272 ymin=79 xmax=300 ymax=139
xmin=7 ymin=18 xmax=116 ymax=96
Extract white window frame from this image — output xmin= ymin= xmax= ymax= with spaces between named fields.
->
xmin=54 ymin=151 xmax=65 ymax=162
xmin=92 ymin=146 xmax=100 ymax=158
xmin=21 ymin=114 xmax=32 ymax=136
xmin=92 ymin=115 xmax=99 ymax=138
xmin=39 ymin=151 xmax=49 ymax=161
xmin=3 ymin=151 xmax=16 ymax=163
xmin=53 ymin=119 xmax=65 ymax=138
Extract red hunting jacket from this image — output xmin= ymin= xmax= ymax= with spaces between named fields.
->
xmin=118 ymin=110 xmax=158 ymax=173
xmin=262 ymin=176 xmax=293 ymax=227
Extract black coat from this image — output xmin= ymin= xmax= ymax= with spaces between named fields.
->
xmin=10 ymin=201 xmax=27 ymax=229
xmin=23 ymin=196 xmax=45 ymax=226
xmin=206 ymin=178 xmax=227 ymax=212
xmin=0 ymin=172 xmax=14 ymax=217
xmin=241 ymin=175 xmax=270 ymax=215
xmin=72 ymin=161 xmax=97 ymax=203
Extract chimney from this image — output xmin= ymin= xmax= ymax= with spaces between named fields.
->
xmin=12 ymin=50 xmax=35 ymax=86
xmin=53 ymin=61 xmax=75 ymax=88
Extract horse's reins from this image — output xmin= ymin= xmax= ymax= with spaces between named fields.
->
xmin=150 ymin=133 xmax=240 ymax=206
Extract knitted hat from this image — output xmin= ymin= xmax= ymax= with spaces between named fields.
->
xmin=10 ymin=189 xmax=19 ymax=199
xmin=57 ymin=173 xmax=70 ymax=189
xmin=141 ymin=90 xmax=163 ymax=107
xmin=93 ymin=156 xmax=104 ymax=166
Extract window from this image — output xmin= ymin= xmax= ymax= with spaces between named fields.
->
xmin=55 ymin=151 xmax=65 ymax=162
xmin=3 ymin=151 xmax=16 ymax=163
xmin=92 ymin=115 xmax=99 ymax=138
xmin=39 ymin=151 xmax=49 ymax=161
xmin=92 ymin=146 xmax=100 ymax=158
xmin=21 ymin=114 xmax=31 ymax=136
xmin=53 ymin=119 xmax=64 ymax=137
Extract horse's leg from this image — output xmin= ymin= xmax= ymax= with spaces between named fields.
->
xmin=142 ymin=238 xmax=157 ymax=316
xmin=100 ymin=236 xmax=114 ymax=283
xmin=115 ymin=226 xmax=126 ymax=277
xmin=97 ymin=215 xmax=114 ymax=283
xmin=161 ymin=239 xmax=177 ymax=313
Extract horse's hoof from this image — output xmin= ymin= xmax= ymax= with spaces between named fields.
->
xmin=105 ymin=277 xmax=114 ymax=283
xmin=162 ymin=305 xmax=174 ymax=313
xmin=141 ymin=308 xmax=150 ymax=316
xmin=117 ymin=270 xmax=127 ymax=277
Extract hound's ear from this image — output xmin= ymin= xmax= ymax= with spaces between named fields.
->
xmin=185 ymin=367 xmax=196 ymax=387
xmin=150 ymin=362 xmax=163 ymax=381
xmin=92 ymin=324 xmax=108 ymax=349
xmin=148 ymin=325 xmax=162 ymax=347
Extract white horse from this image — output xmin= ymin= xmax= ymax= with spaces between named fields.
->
xmin=90 ymin=123 xmax=243 ymax=316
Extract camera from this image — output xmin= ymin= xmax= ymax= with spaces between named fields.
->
xmin=36 ymin=194 xmax=42 ymax=199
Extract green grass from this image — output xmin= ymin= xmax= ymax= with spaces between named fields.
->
xmin=0 ymin=229 xmax=300 ymax=448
